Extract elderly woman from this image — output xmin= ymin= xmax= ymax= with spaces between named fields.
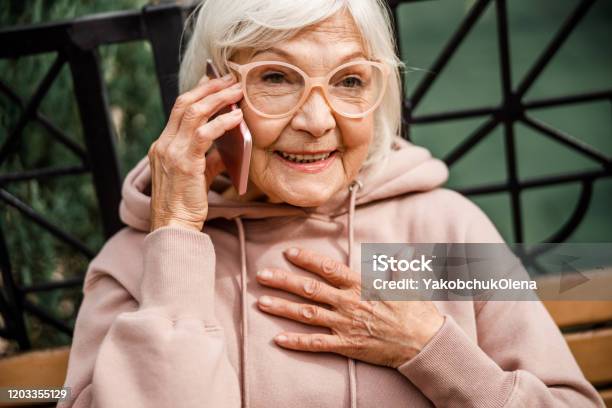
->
xmin=61 ymin=0 xmax=603 ymax=407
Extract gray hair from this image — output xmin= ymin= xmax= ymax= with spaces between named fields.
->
xmin=179 ymin=0 xmax=405 ymax=170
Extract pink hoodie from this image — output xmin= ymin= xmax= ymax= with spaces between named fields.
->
xmin=60 ymin=136 xmax=603 ymax=408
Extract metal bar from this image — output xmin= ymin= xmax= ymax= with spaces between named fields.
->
xmin=515 ymin=0 xmax=596 ymax=99
xmin=495 ymin=0 xmax=512 ymax=98
xmin=0 ymin=165 xmax=89 ymax=184
xmin=387 ymin=0 xmax=411 ymax=140
xmin=0 ymin=54 xmax=65 ymax=166
xmin=443 ymin=117 xmax=499 ymax=166
xmin=409 ymin=89 xmax=612 ymax=125
xmin=0 ymin=4 xmax=206 ymax=58
xmin=542 ymin=180 xmax=593 ymax=243
xmin=142 ymin=4 xmax=186 ymax=119
xmin=22 ymin=300 xmax=73 ymax=336
xmin=524 ymin=89 xmax=612 ymax=110
xmin=0 ymin=292 xmax=17 ymax=340
xmin=496 ymin=0 xmax=522 ymax=242
xmin=522 ymin=255 xmax=555 ymax=276
xmin=521 ymin=114 xmax=610 ymax=167
xmin=409 ymin=0 xmax=491 ymax=110
xmin=68 ymin=47 xmax=124 ymax=239
xmin=0 ymin=9 xmax=146 ymax=57
xmin=407 ymin=88 xmax=612 ymax=124
xmin=504 ymin=119 xmax=523 ymax=243
xmin=410 ymin=104 xmax=499 ymax=124
xmin=0 ymin=79 xmax=88 ymax=163
xmin=0 ymin=224 xmax=31 ymax=349
xmin=0 ymin=188 xmax=95 ymax=258
xmin=457 ymin=169 xmax=610 ymax=195
xmin=21 ymin=276 xmax=84 ymax=293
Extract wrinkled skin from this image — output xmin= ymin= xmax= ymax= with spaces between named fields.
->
xmin=231 ymin=9 xmax=373 ymax=206
xmin=257 ymin=247 xmax=444 ymax=368
xmin=147 ymin=10 xmax=443 ymax=367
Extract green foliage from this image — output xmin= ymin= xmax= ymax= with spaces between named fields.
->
xmin=0 ymin=0 xmax=163 ymax=351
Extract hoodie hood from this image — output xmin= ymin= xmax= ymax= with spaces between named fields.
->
xmin=119 ymin=135 xmax=448 ymax=231
xmin=118 ymin=134 xmax=448 ymax=408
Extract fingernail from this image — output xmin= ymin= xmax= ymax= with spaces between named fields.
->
xmin=275 ymin=334 xmax=288 ymax=343
xmin=231 ymin=82 xmax=241 ymax=89
xmin=284 ymin=247 xmax=299 ymax=257
xmin=221 ymin=74 xmax=233 ymax=81
xmin=257 ymin=269 xmax=273 ymax=279
xmin=259 ymin=296 xmax=272 ymax=306
xmin=231 ymin=108 xmax=242 ymax=115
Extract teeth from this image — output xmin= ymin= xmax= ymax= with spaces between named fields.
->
xmin=278 ymin=151 xmax=333 ymax=163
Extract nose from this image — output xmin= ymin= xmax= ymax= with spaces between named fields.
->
xmin=290 ymin=87 xmax=336 ymax=138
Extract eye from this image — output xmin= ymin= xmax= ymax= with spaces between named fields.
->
xmin=338 ymin=76 xmax=363 ymax=88
xmin=261 ymin=72 xmax=287 ymax=84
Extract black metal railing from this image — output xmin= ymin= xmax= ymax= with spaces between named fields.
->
xmin=398 ymin=0 xmax=612 ymax=245
xmin=0 ymin=0 xmax=610 ymax=350
xmin=0 ymin=3 xmax=189 ymax=350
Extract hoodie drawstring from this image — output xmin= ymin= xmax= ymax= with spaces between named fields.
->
xmin=232 ymin=178 xmax=362 ymax=408
xmin=347 ymin=179 xmax=362 ymax=408
xmin=234 ymin=216 xmax=250 ymax=408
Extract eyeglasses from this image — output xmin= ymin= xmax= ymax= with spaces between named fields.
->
xmin=227 ymin=60 xmax=390 ymax=119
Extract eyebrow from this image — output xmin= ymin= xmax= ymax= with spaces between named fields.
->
xmin=251 ymin=47 xmax=367 ymax=65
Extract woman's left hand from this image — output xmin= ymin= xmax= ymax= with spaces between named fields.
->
xmin=256 ymin=247 xmax=445 ymax=369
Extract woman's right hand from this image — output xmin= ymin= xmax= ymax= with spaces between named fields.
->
xmin=148 ymin=73 xmax=244 ymax=233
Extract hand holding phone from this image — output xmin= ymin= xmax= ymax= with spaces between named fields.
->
xmin=206 ymin=59 xmax=253 ymax=195
xmin=148 ymin=66 xmax=246 ymax=232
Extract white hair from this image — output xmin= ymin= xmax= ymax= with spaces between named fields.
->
xmin=178 ymin=0 xmax=405 ymax=170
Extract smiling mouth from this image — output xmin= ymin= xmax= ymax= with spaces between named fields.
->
xmin=274 ymin=150 xmax=338 ymax=163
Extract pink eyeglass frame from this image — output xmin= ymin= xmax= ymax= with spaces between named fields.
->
xmin=226 ymin=60 xmax=391 ymax=119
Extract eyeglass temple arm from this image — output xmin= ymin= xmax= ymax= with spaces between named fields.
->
xmin=227 ymin=61 xmax=242 ymax=76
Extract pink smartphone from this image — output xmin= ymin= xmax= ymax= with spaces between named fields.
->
xmin=205 ymin=59 xmax=252 ymax=195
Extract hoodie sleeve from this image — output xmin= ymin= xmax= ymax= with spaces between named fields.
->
xmin=397 ymin=191 xmax=604 ymax=407
xmin=60 ymin=226 xmax=241 ymax=408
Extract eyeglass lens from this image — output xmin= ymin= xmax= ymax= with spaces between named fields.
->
xmin=244 ymin=62 xmax=384 ymax=116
